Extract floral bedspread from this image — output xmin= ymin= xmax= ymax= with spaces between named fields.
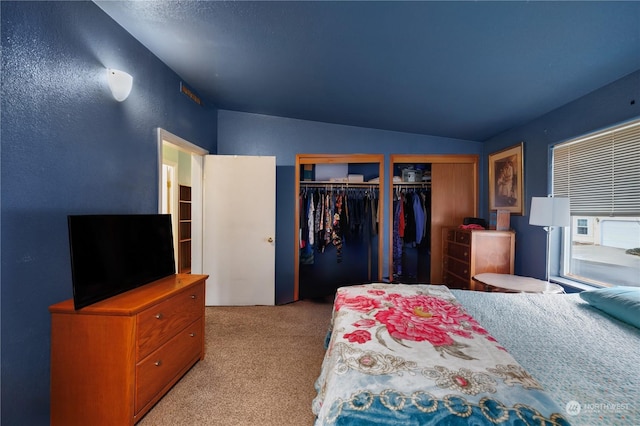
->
xmin=313 ymin=284 xmax=570 ymax=425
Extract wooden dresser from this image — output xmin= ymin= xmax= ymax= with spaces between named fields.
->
xmin=442 ymin=228 xmax=514 ymax=290
xmin=50 ymin=274 xmax=208 ymax=426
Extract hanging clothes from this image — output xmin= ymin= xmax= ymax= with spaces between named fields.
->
xmin=392 ymin=186 xmax=430 ymax=280
xmin=331 ymin=193 xmax=344 ymax=263
xmin=393 ymin=191 xmax=404 ymax=277
xmin=371 ymin=194 xmax=378 ymax=236
xmin=315 ymin=190 xmax=325 ymax=253
xmin=300 ymin=190 xmax=315 ymax=265
xmin=413 ymin=191 xmax=425 ymax=245
xmin=308 ymin=194 xmax=315 ymax=247
xmin=403 ymin=192 xmax=417 ymax=245
xmin=299 ymin=185 xmax=378 ymax=265
xmin=323 ymin=192 xmax=332 ymax=251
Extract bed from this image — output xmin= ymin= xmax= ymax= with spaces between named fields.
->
xmin=313 ymin=283 xmax=640 ymax=425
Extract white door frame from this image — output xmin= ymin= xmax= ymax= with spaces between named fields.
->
xmin=160 ymin=161 xmax=179 ymax=263
xmin=157 ymin=128 xmax=209 ymax=274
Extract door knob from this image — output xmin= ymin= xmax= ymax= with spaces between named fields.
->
xmin=267 ymin=237 xmax=274 ymax=243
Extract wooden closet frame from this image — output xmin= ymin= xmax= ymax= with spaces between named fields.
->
xmin=294 ymin=154 xmax=385 ymax=300
xmin=389 ymin=154 xmax=479 ymax=284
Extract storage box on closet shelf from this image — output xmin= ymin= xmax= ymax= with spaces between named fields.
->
xmin=402 ymin=168 xmax=422 ymax=182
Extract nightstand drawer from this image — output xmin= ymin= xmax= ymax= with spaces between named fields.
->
xmin=137 ymin=282 xmax=204 ymax=359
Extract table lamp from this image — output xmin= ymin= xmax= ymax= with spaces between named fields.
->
xmin=529 ymin=196 xmax=570 ymax=287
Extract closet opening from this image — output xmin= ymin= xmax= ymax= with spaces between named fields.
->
xmin=391 ymin=163 xmax=431 ymax=283
xmin=294 ymin=154 xmax=384 ymax=300
xmin=389 ymin=154 xmax=479 ymax=286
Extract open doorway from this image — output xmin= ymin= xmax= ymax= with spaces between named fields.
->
xmin=157 ymin=128 xmax=208 ymax=274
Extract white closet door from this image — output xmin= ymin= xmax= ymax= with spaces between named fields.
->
xmin=203 ymin=155 xmax=276 ymax=305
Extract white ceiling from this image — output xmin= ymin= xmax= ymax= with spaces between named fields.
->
xmin=95 ymin=1 xmax=640 ymax=141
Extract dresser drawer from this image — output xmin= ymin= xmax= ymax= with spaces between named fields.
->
xmin=443 ymin=272 xmax=469 ymax=290
xmin=135 ymin=317 xmax=203 ymax=413
xmin=447 ymin=243 xmax=470 ymax=262
xmin=446 ymin=229 xmax=456 ymax=242
xmin=447 ymin=258 xmax=470 ymax=278
xmin=455 ymin=231 xmax=470 ymax=244
xmin=137 ymin=282 xmax=204 ymax=359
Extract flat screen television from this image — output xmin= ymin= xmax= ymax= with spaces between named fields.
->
xmin=68 ymin=214 xmax=176 ymax=310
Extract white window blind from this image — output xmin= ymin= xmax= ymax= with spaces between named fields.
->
xmin=552 ymin=119 xmax=640 ymax=216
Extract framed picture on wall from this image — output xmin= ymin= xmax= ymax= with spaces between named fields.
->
xmin=489 ymin=142 xmax=524 ymax=215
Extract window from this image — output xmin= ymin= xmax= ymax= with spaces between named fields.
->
xmin=552 ymin=119 xmax=640 ymax=288
xmin=576 ymin=219 xmax=588 ymax=235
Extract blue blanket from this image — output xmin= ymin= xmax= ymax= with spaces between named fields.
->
xmin=454 ymin=289 xmax=640 ymax=425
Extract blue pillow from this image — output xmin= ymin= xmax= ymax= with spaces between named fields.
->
xmin=580 ymin=286 xmax=640 ymax=328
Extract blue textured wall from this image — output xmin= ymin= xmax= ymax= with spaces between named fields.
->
xmin=2 ymin=1 xmax=638 ymax=424
xmin=216 ymin=110 xmax=484 ymax=303
xmin=484 ymin=70 xmax=640 ymax=281
xmin=1 ymin=2 xmax=217 ymax=424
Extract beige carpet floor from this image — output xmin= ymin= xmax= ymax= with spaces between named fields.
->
xmin=138 ymin=298 xmax=333 ymax=426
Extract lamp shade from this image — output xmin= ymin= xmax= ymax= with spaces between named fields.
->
xmin=107 ymin=68 xmax=133 ymax=102
xmin=529 ymin=196 xmax=570 ymax=227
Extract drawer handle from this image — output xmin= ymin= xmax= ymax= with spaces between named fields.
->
xmin=190 ymin=294 xmax=197 ymax=300
xmin=463 ymin=252 xmax=468 ymax=257
xmin=154 ymin=360 xmax=162 ymax=367
xmin=155 ymin=313 xmax=163 ymax=320
xmin=190 ymin=332 xmax=196 ymax=337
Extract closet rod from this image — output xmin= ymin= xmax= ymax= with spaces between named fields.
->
xmin=300 ymin=181 xmax=378 ymax=186
xmin=300 ymin=181 xmax=380 ymax=191
xmin=393 ymin=182 xmax=431 ymax=188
